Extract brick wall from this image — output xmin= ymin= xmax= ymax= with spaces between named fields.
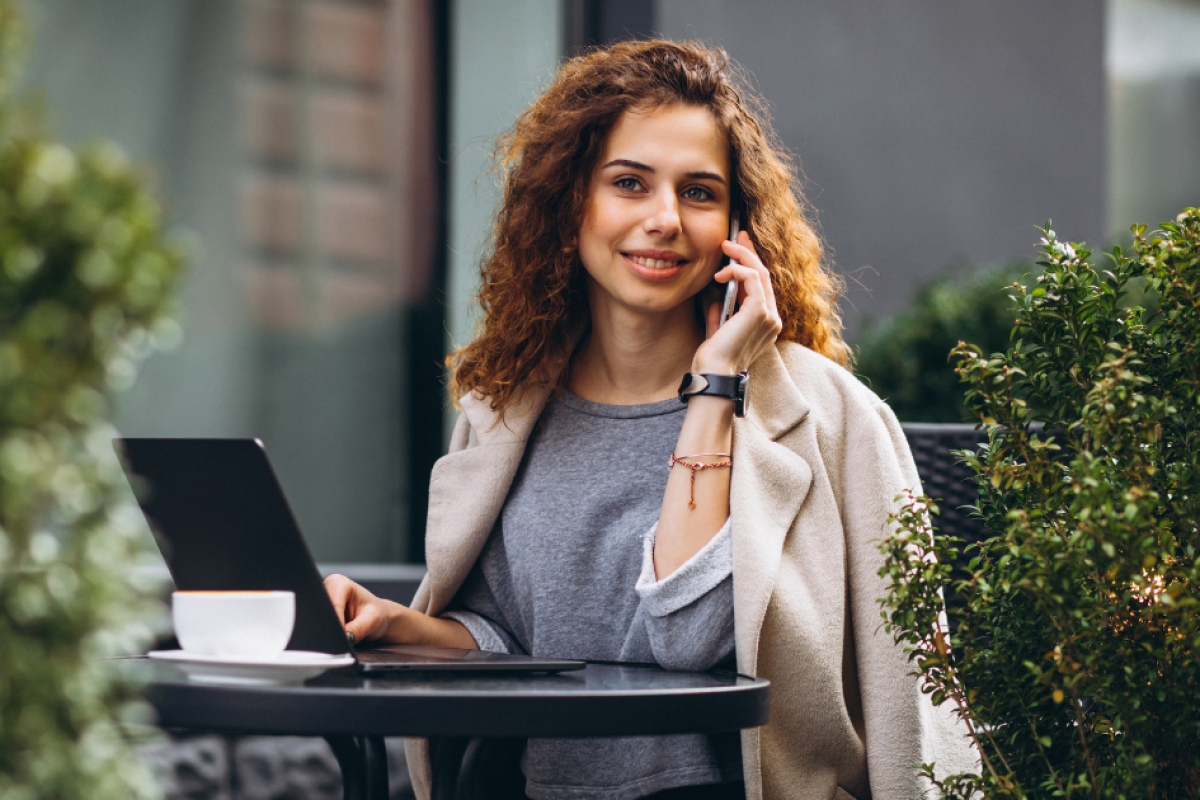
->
xmin=238 ymin=0 xmax=438 ymax=331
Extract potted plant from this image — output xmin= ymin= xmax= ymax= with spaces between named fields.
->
xmin=0 ymin=1 xmax=185 ymax=796
xmin=879 ymin=208 xmax=1200 ymax=798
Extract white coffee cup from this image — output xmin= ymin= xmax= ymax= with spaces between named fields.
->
xmin=172 ymin=590 xmax=296 ymax=659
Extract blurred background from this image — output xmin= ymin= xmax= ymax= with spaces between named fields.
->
xmin=20 ymin=0 xmax=1199 ymax=566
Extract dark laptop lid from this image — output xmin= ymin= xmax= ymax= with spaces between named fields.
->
xmin=116 ymin=438 xmax=350 ymax=655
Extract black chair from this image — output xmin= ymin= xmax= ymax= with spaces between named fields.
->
xmin=900 ymin=422 xmax=991 ymax=547
xmin=900 ymin=423 xmax=995 ymax=623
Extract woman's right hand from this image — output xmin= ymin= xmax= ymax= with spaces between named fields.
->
xmin=322 ymin=573 xmax=481 ymax=650
xmin=692 ymin=231 xmax=782 ymax=376
xmin=324 ymin=573 xmax=406 ymax=645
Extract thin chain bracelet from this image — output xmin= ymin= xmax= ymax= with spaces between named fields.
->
xmin=668 ymin=453 xmax=732 ymax=510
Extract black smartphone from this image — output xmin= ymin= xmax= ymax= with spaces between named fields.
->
xmin=719 ymin=212 xmax=741 ymax=327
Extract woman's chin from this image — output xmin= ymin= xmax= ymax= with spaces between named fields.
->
xmin=611 ymin=291 xmax=705 ymax=321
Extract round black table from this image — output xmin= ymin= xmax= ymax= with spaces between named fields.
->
xmin=130 ymin=659 xmax=770 ymax=800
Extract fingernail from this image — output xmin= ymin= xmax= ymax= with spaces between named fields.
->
xmin=347 ymin=632 xmax=356 ymax=646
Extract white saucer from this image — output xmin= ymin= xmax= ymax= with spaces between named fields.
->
xmin=147 ymin=650 xmax=356 ymax=686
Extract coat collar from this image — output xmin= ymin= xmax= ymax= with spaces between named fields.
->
xmin=744 ymin=344 xmax=810 ymax=441
xmin=459 ymin=382 xmax=554 ymax=446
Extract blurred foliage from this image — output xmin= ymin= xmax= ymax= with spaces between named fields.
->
xmin=879 ymin=209 xmax=1200 ymax=798
xmin=855 ymin=263 xmax=1030 ymax=422
xmin=0 ymin=1 xmax=185 ymax=797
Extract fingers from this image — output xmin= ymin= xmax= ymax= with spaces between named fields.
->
xmin=716 ymin=261 xmax=778 ymax=329
xmin=323 ymin=574 xmax=352 ymax=623
xmin=694 ymin=231 xmax=781 ymax=374
xmin=344 ymin=605 xmax=386 ymax=644
xmin=720 ymin=231 xmax=760 ymax=267
xmin=323 ymin=574 xmax=385 ymax=643
xmin=719 ymin=233 xmax=778 ymax=316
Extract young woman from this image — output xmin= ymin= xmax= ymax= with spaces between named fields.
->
xmin=325 ymin=40 xmax=975 ymax=800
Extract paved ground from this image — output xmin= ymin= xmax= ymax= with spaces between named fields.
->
xmin=141 ymin=734 xmax=416 ymax=800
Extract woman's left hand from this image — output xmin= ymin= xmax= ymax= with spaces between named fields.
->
xmin=692 ymin=230 xmax=783 ymax=375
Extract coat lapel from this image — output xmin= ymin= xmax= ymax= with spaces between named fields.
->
xmin=731 ymin=346 xmax=814 ymax=674
xmin=421 ymin=384 xmax=553 ymax=614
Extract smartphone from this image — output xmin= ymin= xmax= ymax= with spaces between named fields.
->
xmin=719 ymin=213 xmax=741 ymax=327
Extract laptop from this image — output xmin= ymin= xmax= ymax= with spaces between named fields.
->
xmin=115 ymin=437 xmax=584 ymax=674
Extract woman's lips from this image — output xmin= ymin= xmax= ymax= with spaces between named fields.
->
xmin=622 ymin=252 xmax=687 ymax=281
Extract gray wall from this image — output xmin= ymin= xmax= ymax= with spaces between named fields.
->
xmin=446 ymin=0 xmax=565 ymax=355
xmin=1108 ymin=0 xmax=1200 ymax=234
xmin=657 ymin=0 xmax=1108 ymax=336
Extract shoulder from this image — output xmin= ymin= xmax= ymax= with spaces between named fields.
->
xmin=773 ymin=340 xmax=890 ymax=418
xmin=447 ymin=382 xmax=557 ymax=454
xmin=767 ymin=342 xmax=913 ymax=481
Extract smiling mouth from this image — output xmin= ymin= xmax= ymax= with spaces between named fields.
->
xmin=625 ymin=254 xmax=687 ymax=270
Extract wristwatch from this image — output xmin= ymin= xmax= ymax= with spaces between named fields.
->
xmin=678 ymin=372 xmax=749 ymax=418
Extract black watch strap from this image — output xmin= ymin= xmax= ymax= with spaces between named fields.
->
xmin=678 ymin=372 xmax=749 ymax=418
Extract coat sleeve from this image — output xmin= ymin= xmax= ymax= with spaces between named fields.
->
xmin=840 ymin=400 xmax=978 ymax=798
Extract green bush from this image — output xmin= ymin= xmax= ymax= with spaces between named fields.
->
xmin=879 ymin=210 xmax=1200 ymax=798
xmin=855 ymin=263 xmax=1028 ymax=423
xmin=0 ymin=2 xmax=185 ymax=797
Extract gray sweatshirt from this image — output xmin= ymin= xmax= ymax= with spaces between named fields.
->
xmin=444 ymin=391 xmax=742 ymax=800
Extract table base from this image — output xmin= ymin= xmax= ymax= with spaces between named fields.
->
xmin=324 ymin=734 xmax=498 ymax=800
xmin=324 ymin=735 xmax=389 ymax=800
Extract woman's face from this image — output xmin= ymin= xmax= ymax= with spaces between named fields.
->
xmin=578 ymin=103 xmax=732 ymax=321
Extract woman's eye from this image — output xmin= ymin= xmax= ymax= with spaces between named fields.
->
xmin=682 ymin=186 xmax=714 ymax=201
xmin=614 ymin=177 xmax=642 ymax=192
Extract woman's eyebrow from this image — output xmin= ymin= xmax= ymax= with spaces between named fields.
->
xmin=601 ymin=159 xmax=727 ymax=185
xmin=603 ymin=158 xmax=653 ymax=172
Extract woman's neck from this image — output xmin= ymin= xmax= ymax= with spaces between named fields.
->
xmin=567 ymin=300 xmax=704 ymax=405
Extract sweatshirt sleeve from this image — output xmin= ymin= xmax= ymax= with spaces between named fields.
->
xmin=440 ymin=536 xmax=524 ymax=655
xmin=633 ymin=517 xmax=736 ymax=671
xmin=441 ymin=609 xmax=512 ymax=653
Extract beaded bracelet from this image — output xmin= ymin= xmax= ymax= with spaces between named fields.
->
xmin=668 ymin=452 xmax=733 ymax=509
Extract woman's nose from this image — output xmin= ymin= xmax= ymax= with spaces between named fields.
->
xmin=643 ymin=193 xmax=681 ymax=237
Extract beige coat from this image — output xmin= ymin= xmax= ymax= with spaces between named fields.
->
xmin=405 ymin=342 xmax=977 ymax=800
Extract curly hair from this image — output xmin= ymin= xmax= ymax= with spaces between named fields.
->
xmin=448 ymin=39 xmax=848 ymax=413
